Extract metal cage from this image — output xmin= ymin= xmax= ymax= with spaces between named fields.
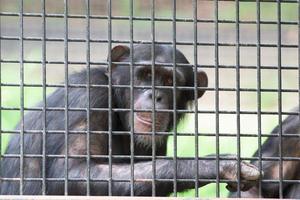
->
xmin=0 ymin=0 xmax=299 ymax=198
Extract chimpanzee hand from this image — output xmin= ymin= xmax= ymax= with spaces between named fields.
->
xmin=218 ymin=156 xmax=261 ymax=192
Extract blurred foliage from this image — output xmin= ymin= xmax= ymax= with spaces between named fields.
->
xmin=0 ymin=1 xmax=298 ymax=22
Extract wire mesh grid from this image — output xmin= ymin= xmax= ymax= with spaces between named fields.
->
xmin=0 ymin=0 xmax=299 ymax=198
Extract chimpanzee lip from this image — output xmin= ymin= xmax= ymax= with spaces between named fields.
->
xmin=135 ymin=113 xmax=152 ymax=126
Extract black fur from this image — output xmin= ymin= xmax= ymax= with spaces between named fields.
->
xmin=229 ymin=106 xmax=300 ymax=198
xmin=1 ymin=44 xmax=259 ymax=196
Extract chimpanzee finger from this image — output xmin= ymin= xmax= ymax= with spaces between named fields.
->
xmin=226 ymin=181 xmax=255 ymax=192
xmin=240 ymin=161 xmax=261 ymax=181
xmin=226 ymin=183 xmax=237 ymax=192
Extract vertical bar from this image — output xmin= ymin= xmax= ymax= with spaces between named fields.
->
xmin=150 ymin=0 xmax=156 ymax=196
xmin=172 ymin=0 xmax=177 ymax=196
xmin=107 ymin=0 xmax=113 ymax=196
xmin=19 ymin=0 xmax=25 ymax=195
xmin=129 ymin=0 xmax=134 ymax=196
xmin=235 ymin=0 xmax=241 ymax=196
xmin=214 ymin=0 xmax=220 ymax=197
xmin=276 ymin=0 xmax=283 ymax=198
xmin=256 ymin=0 xmax=263 ymax=197
xmin=0 ymin=0 xmax=2 ymax=185
xmin=64 ymin=0 xmax=69 ymax=195
xmin=298 ymin=0 xmax=300 ymax=128
xmin=192 ymin=0 xmax=199 ymax=197
xmin=85 ymin=0 xmax=91 ymax=195
xmin=41 ymin=0 xmax=47 ymax=195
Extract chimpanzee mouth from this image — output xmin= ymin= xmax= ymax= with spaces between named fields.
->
xmin=134 ymin=112 xmax=170 ymax=133
xmin=135 ymin=113 xmax=153 ymax=126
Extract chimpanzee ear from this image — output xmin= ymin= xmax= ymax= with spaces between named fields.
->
xmin=186 ymin=70 xmax=208 ymax=100
xmin=108 ymin=45 xmax=130 ymax=70
xmin=196 ymin=70 xmax=208 ymax=98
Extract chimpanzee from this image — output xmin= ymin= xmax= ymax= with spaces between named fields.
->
xmin=229 ymin=106 xmax=300 ymax=198
xmin=1 ymin=44 xmax=260 ymax=196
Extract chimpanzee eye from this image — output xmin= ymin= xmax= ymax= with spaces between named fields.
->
xmin=165 ymin=78 xmax=173 ymax=86
xmin=146 ymin=72 xmax=152 ymax=80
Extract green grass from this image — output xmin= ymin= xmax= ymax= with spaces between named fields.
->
xmin=166 ymin=113 xmax=276 ymax=197
xmin=220 ymin=2 xmax=298 ymax=21
xmin=1 ymin=62 xmax=54 ymax=152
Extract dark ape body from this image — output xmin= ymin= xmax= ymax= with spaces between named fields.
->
xmin=230 ymin=106 xmax=300 ymax=198
xmin=1 ymin=44 xmax=259 ymax=196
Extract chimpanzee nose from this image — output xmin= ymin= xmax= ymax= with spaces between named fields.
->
xmin=156 ymin=95 xmax=162 ymax=102
xmin=148 ymin=90 xmax=165 ymax=103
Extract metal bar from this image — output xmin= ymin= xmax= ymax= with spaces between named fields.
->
xmin=2 ymin=107 xmax=300 ymax=115
xmin=0 ymin=11 xmax=299 ymax=25
xmin=3 ymin=129 xmax=300 ymax=138
xmin=1 ymin=0 xmax=298 ymax=197
xmin=5 ymin=154 xmax=300 ymax=162
xmin=0 ymin=195 xmax=283 ymax=200
xmin=19 ymin=0 xmax=25 ymax=195
xmin=298 ymin=0 xmax=300 ymax=129
xmin=277 ymin=0 xmax=283 ymax=198
xmin=1 ymin=177 xmax=299 ymax=183
xmin=0 ymin=0 xmax=2 ymax=186
xmin=2 ymin=107 xmax=299 ymax=115
xmin=1 ymin=177 xmax=300 ymax=183
xmin=0 ymin=177 xmax=256 ymax=182
xmin=107 ymin=0 xmax=113 ymax=196
xmin=1 ymin=83 xmax=300 ymax=93
xmin=193 ymin=0 xmax=199 ymax=197
xmin=85 ymin=0 xmax=91 ymax=195
xmin=256 ymin=0 xmax=263 ymax=197
xmin=63 ymin=0 xmax=69 ymax=195
xmin=41 ymin=0 xmax=47 ymax=195
xmin=129 ymin=0 xmax=134 ymax=196
xmin=1 ymin=59 xmax=300 ymax=70
xmin=235 ymin=0 xmax=241 ymax=196
xmin=150 ymin=0 xmax=156 ymax=196
xmin=172 ymin=0 xmax=177 ymax=196
xmin=2 ymin=35 xmax=299 ymax=48
xmin=214 ymin=0 xmax=220 ymax=197
xmin=0 ymin=196 xmax=255 ymax=200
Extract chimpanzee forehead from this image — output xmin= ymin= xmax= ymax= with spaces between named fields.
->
xmin=132 ymin=44 xmax=189 ymax=64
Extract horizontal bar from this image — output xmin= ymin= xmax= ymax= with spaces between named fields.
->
xmin=0 ymin=12 xmax=298 ymax=25
xmin=1 ymin=36 xmax=298 ymax=48
xmin=1 ymin=83 xmax=299 ymax=94
xmin=0 ymin=107 xmax=298 ymax=115
xmin=0 ymin=196 xmax=227 ymax=200
xmin=0 ymin=178 xmax=259 ymax=183
xmin=2 ymin=154 xmax=300 ymax=162
xmin=1 ymin=130 xmax=299 ymax=139
xmin=0 ymin=178 xmax=298 ymax=183
xmin=0 ymin=195 xmax=209 ymax=200
xmin=1 ymin=59 xmax=299 ymax=71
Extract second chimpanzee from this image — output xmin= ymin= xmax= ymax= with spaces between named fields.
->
xmin=229 ymin=106 xmax=300 ymax=198
xmin=1 ymin=44 xmax=260 ymax=196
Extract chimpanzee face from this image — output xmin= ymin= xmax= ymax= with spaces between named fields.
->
xmin=132 ymin=65 xmax=182 ymax=135
xmin=109 ymin=44 xmax=208 ymax=137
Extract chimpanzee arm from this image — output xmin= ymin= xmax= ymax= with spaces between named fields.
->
xmin=229 ymin=111 xmax=300 ymax=198
xmin=47 ymin=156 xmax=259 ymax=196
xmin=258 ymin=113 xmax=300 ymax=198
